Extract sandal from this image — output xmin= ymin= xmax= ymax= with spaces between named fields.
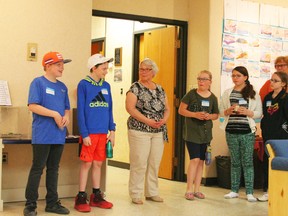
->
xmin=132 ymin=198 xmax=143 ymax=204
xmin=194 ymin=192 xmax=205 ymax=199
xmin=185 ymin=192 xmax=194 ymax=200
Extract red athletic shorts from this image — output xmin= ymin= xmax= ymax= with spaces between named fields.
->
xmin=79 ymin=134 xmax=107 ymax=162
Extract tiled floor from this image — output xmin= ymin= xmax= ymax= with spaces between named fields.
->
xmin=0 ymin=166 xmax=267 ymax=216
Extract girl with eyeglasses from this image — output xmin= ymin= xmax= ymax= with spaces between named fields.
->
xmin=219 ymin=66 xmax=262 ymax=202
xmin=178 ymin=70 xmax=219 ymax=200
xmin=258 ymin=72 xmax=288 ymax=202
xmin=259 ymin=56 xmax=288 ymax=101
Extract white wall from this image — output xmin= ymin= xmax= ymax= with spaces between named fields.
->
xmin=0 ymin=0 xmax=92 ymax=197
xmin=105 ymin=19 xmax=134 ymax=163
xmin=0 ymin=0 xmax=91 ymax=108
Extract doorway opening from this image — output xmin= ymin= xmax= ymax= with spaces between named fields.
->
xmin=92 ymin=10 xmax=188 ymax=181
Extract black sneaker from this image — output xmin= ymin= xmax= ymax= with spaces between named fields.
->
xmin=23 ymin=203 xmax=37 ymax=216
xmin=45 ymin=200 xmax=70 ymax=214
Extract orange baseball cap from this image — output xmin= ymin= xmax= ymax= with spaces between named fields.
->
xmin=42 ymin=52 xmax=72 ymax=67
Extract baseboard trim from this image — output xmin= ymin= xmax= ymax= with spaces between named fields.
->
xmin=2 ymin=185 xmax=79 ymax=203
xmin=202 ymin=177 xmax=218 ymax=186
xmin=108 ymin=160 xmax=130 ymax=170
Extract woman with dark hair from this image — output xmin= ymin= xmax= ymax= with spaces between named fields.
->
xmin=258 ymin=71 xmax=288 ymax=202
xmin=219 ymin=66 xmax=262 ymax=202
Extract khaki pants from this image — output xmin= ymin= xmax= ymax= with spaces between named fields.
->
xmin=128 ymin=130 xmax=164 ymax=199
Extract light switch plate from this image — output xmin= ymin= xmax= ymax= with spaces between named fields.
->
xmin=27 ymin=43 xmax=38 ymax=62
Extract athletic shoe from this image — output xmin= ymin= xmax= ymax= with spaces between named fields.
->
xmin=89 ymin=192 xmax=113 ymax=209
xmin=224 ymin=192 xmax=239 ymax=199
xmin=74 ymin=193 xmax=91 ymax=212
xmin=45 ymin=200 xmax=70 ymax=214
xmin=23 ymin=203 xmax=37 ymax=216
xmin=257 ymin=193 xmax=268 ymax=202
xmin=247 ymin=194 xmax=257 ymax=202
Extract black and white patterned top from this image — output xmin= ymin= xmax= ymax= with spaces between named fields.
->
xmin=127 ymin=81 xmax=168 ymax=141
xmin=226 ymin=89 xmax=251 ymax=134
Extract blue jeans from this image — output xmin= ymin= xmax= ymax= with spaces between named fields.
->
xmin=25 ymin=144 xmax=64 ymax=207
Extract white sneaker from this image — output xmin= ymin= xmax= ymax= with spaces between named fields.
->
xmin=247 ymin=194 xmax=257 ymax=202
xmin=257 ymin=193 xmax=268 ymax=202
xmin=224 ymin=192 xmax=239 ymax=199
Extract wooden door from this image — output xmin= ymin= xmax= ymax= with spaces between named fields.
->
xmin=142 ymin=27 xmax=177 ymax=179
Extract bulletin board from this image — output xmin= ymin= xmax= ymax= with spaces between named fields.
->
xmin=221 ymin=0 xmax=288 ymax=94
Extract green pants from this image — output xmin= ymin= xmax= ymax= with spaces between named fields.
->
xmin=226 ymin=132 xmax=255 ymax=194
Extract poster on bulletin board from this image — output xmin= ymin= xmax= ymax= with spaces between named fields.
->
xmin=221 ymin=0 xmax=288 ymax=94
xmin=0 ymin=80 xmax=12 ymax=106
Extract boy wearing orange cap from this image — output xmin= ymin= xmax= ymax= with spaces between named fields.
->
xmin=24 ymin=52 xmax=71 ymax=216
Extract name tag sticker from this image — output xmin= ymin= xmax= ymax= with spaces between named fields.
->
xmin=101 ymin=88 xmax=108 ymax=95
xmin=201 ymin=100 xmax=210 ymax=107
xmin=239 ymin=99 xmax=247 ymax=105
xmin=46 ymin=87 xmax=55 ymax=95
xmin=266 ymin=101 xmax=272 ymax=107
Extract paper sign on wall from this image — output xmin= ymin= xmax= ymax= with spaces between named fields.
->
xmin=0 ymin=80 xmax=12 ymax=106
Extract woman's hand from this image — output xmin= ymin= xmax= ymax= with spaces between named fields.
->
xmin=157 ymin=119 xmax=167 ymax=127
xmin=146 ymin=119 xmax=162 ymax=129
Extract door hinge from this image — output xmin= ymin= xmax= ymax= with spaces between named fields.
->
xmin=174 ymin=98 xmax=180 ymax=108
xmin=173 ymin=157 xmax=178 ymax=166
xmin=175 ymin=40 xmax=180 ymax=48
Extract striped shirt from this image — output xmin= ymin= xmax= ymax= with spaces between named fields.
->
xmin=225 ymin=90 xmax=251 ymax=134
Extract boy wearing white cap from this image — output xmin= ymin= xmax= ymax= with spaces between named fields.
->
xmin=74 ymin=54 xmax=116 ymax=212
xmin=24 ymin=52 xmax=71 ymax=216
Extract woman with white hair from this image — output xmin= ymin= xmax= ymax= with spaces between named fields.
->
xmin=126 ymin=58 xmax=170 ymax=204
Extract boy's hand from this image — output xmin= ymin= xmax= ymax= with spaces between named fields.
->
xmin=53 ymin=112 xmax=64 ymax=128
xmin=108 ymin=131 xmax=115 ymax=147
xmin=83 ymin=136 xmax=91 ymax=146
xmin=61 ymin=114 xmax=70 ymax=128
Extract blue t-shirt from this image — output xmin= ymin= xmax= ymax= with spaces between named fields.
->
xmin=77 ymin=76 xmax=116 ymax=138
xmin=28 ymin=76 xmax=70 ymax=144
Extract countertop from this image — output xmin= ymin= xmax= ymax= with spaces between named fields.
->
xmin=1 ymin=136 xmax=79 ymax=144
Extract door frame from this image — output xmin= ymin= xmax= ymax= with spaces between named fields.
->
xmin=92 ymin=10 xmax=188 ymax=181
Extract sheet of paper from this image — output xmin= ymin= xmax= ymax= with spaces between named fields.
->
xmin=0 ymin=80 xmax=12 ymax=106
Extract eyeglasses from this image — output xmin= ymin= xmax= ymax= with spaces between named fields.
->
xmin=197 ymin=78 xmax=211 ymax=82
xmin=139 ymin=68 xmax=152 ymax=72
xmin=275 ymin=64 xmax=288 ymax=68
xmin=270 ymin=79 xmax=281 ymax=83
xmin=231 ymin=74 xmax=243 ymax=78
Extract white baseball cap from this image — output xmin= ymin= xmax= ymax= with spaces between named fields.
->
xmin=87 ymin=54 xmax=113 ymax=70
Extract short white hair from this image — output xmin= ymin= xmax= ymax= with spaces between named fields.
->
xmin=139 ymin=58 xmax=159 ymax=75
